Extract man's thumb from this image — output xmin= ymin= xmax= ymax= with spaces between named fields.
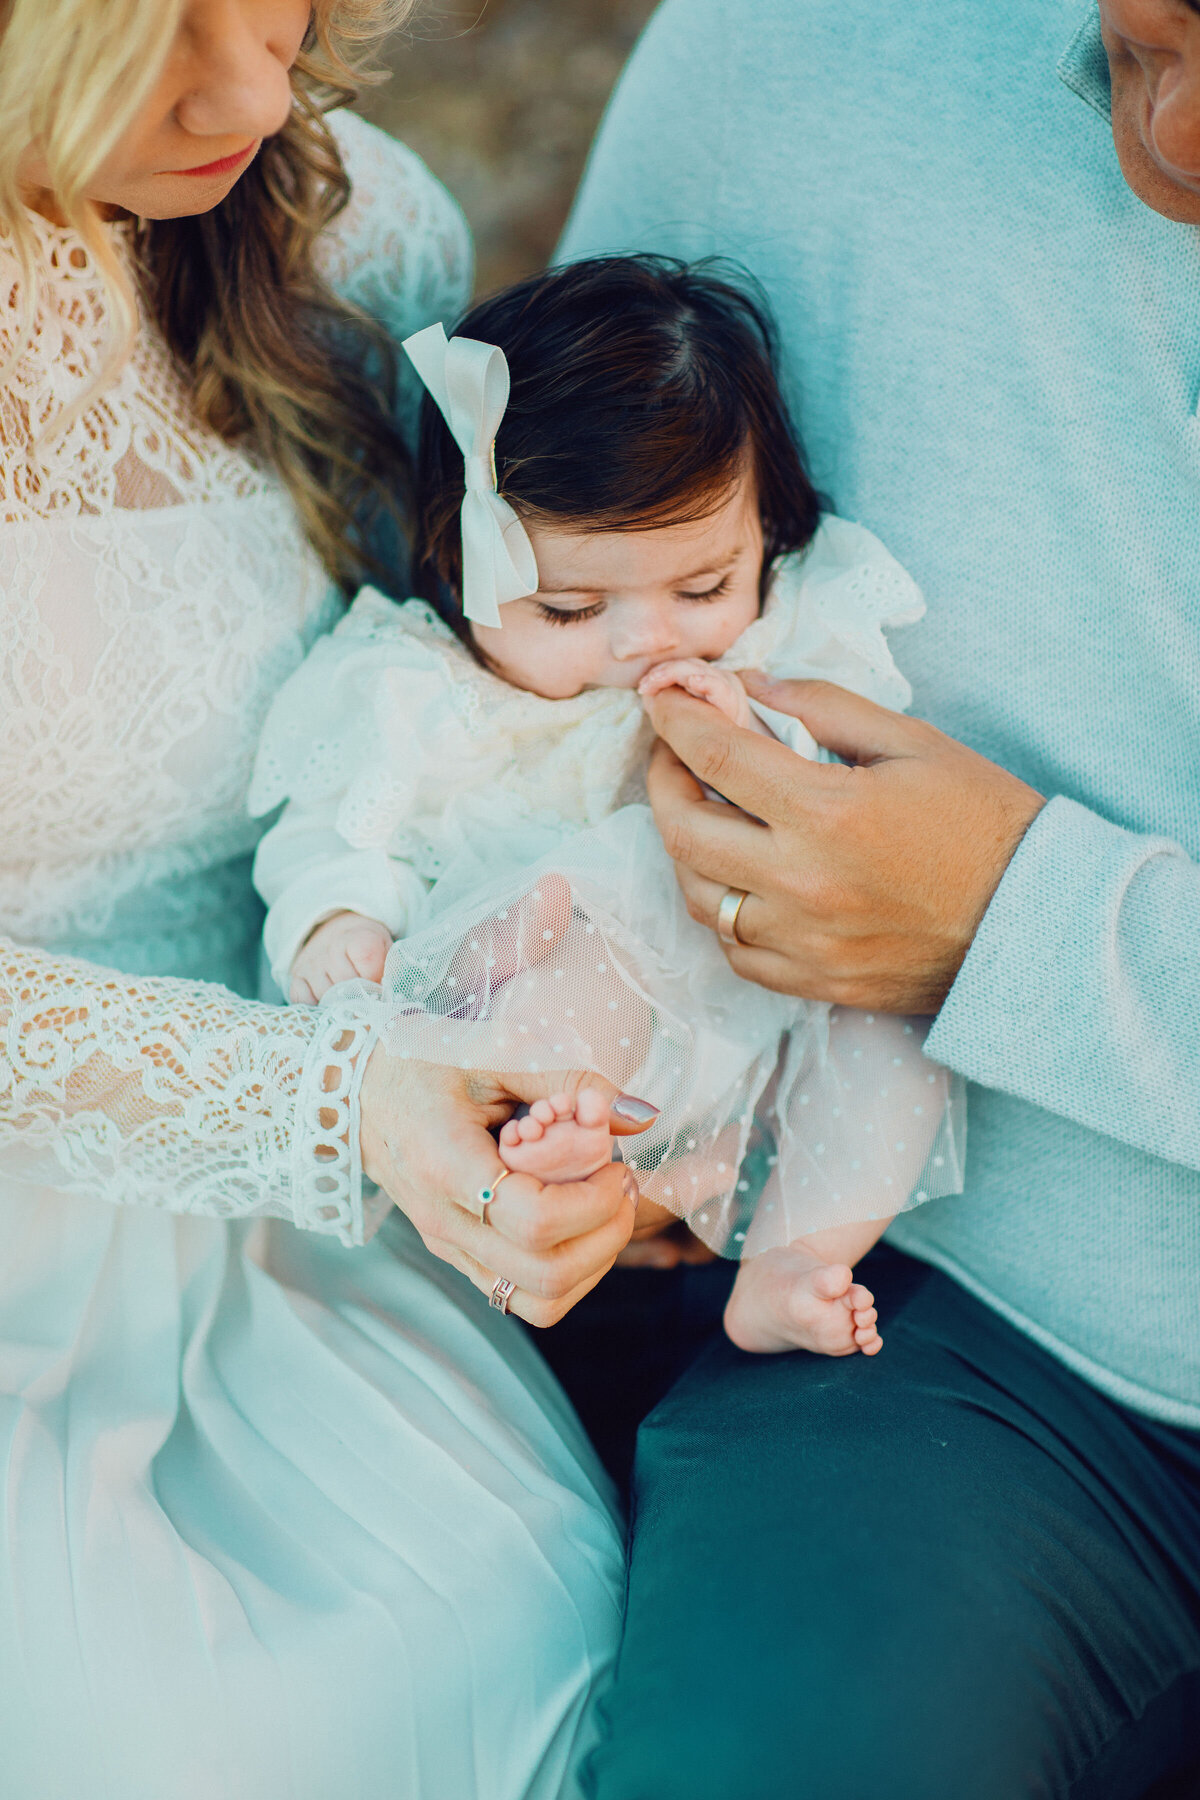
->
xmin=739 ymin=672 xmax=911 ymax=765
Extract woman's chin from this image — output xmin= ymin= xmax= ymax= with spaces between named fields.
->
xmin=91 ymin=168 xmax=253 ymax=222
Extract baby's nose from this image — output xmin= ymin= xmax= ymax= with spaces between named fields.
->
xmin=610 ymin=609 xmax=679 ymax=660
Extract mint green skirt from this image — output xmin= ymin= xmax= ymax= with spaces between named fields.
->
xmin=0 ymin=1193 xmax=623 ymax=1799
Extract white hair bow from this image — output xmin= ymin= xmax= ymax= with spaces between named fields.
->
xmin=403 ymin=322 xmax=539 ymax=629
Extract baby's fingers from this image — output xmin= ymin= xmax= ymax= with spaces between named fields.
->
xmin=345 ymin=932 xmax=391 ymax=981
xmin=637 ymin=659 xmax=697 ymax=700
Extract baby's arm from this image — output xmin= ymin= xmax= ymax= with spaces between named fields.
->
xmin=724 ymin=1215 xmax=890 ymax=1357
xmin=253 ymin=795 xmax=426 ymax=1001
xmin=289 ymin=911 xmax=394 ymax=1006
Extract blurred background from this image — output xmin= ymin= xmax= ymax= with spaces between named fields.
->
xmin=357 ymin=0 xmax=656 ymax=295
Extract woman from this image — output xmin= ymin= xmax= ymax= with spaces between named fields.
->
xmin=0 ymin=4 xmax=642 ymax=1795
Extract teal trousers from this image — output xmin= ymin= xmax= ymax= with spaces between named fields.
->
xmin=544 ymin=1250 xmax=1200 ymax=1800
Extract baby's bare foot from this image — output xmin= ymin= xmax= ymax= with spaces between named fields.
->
xmin=638 ymin=659 xmax=756 ymax=729
xmin=724 ymin=1248 xmax=882 ymax=1357
xmin=498 ymin=1087 xmax=614 ymax=1185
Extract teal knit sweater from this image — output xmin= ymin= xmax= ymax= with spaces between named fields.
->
xmin=561 ymin=1 xmax=1200 ymax=1425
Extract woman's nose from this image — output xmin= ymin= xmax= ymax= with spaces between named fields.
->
xmin=173 ymin=1 xmax=296 ymax=145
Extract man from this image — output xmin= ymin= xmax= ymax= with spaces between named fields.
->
xmin=554 ymin=2 xmax=1200 ymax=1794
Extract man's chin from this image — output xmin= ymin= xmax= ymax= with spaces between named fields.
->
xmin=1110 ymin=109 xmax=1200 ymax=224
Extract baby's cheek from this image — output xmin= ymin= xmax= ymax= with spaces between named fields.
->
xmin=475 ymin=626 xmax=598 ymax=699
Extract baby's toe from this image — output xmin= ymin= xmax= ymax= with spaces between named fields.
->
xmin=499 ymin=1119 xmax=522 ymax=1147
xmin=847 ymin=1282 xmax=875 ymax=1312
xmin=811 ymin=1262 xmax=854 ymax=1301
xmin=548 ymin=1091 xmax=575 ymax=1120
xmin=516 ymin=1114 xmax=544 ymax=1142
xmin=529 ymin=1098 xmax=558 ymax=1126
xmin=851 ymin=1305 xmax=878 ymax=1328
xmin=574 ymin=1085 xmax=611 ymax=1130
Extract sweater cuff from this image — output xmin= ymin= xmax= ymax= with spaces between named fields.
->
xmin=925 ymin=794 xmax=1175 ymax=1091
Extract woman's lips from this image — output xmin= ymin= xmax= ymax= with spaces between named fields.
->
xmin=175 ymin=143 xmax=257 ymax=179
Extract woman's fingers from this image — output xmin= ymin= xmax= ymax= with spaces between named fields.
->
xmin=483 ymin=1157 xmax=635 ymax=1254
xmin=360 ymin=1052 xmax=644 ymax=1323
xmin=438 ymin=1162 xmax=637 ymax=1326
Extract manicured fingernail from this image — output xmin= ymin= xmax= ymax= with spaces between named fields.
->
xmin=610 ymin=1094 xmax=660 ymax=1125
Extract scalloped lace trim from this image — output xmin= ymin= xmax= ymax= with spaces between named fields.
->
xmin=292 ymin=1009 xmax=374 ymax=1242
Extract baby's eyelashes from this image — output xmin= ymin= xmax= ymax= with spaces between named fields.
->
xmin=535 ymin=599 xmax=606 ymax=626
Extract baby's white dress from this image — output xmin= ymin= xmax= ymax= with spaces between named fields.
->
xmin=0 ymin=115 xmax=623 ymax=1800
xmin=253 ymin=519 xmax=964 ymax=1256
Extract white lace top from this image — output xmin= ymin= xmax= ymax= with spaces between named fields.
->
xmin=0 ymin=113 xmax=471 ymax=1243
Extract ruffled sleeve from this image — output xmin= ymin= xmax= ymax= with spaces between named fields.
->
xmin=729 ymin=514 xmax=926 ymax=713
xmin=250 ymin=590 xmax=502 ymax=989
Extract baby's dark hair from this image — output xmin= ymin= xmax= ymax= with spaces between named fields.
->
xmin=413 ymin=255 xmax=822 ymax=621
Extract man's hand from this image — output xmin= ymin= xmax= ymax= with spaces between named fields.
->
xmin=644 ymin=674 xmax=1045 ymax=1015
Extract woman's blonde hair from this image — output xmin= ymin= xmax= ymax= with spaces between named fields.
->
xmin=0 ymin=0 xmax=417 ymax=588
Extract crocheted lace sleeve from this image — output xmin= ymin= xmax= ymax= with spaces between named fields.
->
xmin=0 ymin=936 xmax=372 ymax=1244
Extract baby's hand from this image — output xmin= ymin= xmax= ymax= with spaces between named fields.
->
xmin=290 ymin=911 xmax=393 ymax=1005
xmin=638 ymin=659 xmax=761 ymax=731
xmin=723 ymin=1246 xmax=882 ymax=1357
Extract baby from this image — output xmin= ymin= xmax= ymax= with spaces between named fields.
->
xmin=251 ymin=256 xmax=963 ymax=1356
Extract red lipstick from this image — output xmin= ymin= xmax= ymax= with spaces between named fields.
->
xmin=176 ymin=142 xmax=257 ymax=179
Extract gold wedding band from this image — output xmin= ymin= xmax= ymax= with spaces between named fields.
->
xmin=717 ymin=887 xmax=750 ymax=946
xmin=472 ymin=1165 xmax=512 ymax=1224
xmin=489 ymin=1276 xmax=517 ymax=1314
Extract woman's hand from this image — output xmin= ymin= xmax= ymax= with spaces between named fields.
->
xmin=644 ymin=675 xmax=1045 ymax=1014
xmin=359 ymin=1052 xmax=655 ymax=1326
